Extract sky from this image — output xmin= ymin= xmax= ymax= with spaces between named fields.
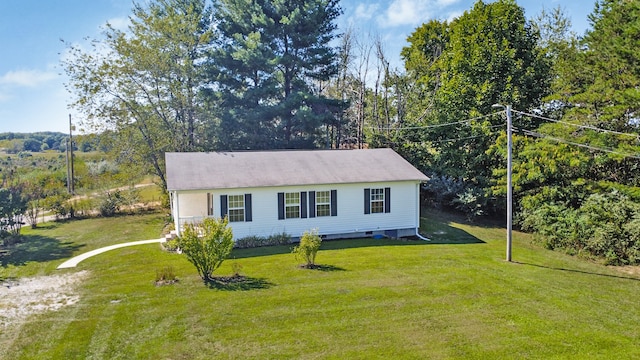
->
xmin=0 ymin=0 xmax=593 ymax=134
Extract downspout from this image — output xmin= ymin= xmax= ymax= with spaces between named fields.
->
xmin=415 ymin=231 xmax=431 ymax=242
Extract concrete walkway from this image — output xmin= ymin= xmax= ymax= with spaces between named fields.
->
xmin=57 ymin=239 xmax=165 ymax=269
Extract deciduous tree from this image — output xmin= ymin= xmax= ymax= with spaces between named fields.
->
xmin=63 ymin=0 xmax=216 ymax=191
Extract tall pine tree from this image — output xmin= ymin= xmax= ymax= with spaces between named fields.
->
xmin=211 ymin=0 xmax=344 ymax=149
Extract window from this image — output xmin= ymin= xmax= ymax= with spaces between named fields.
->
xmin=220 ymin=194 xmax=252 ymax=222
xmin=285 ymin=192 xmax=300 ymax=219
xmin=227 ymin=195 xmax=245 ymax=222
xmin=316 ymin=191 xmax=331 ymax=217
xmin=370 ymin=188 xmax=385 ymax=213
xmin=365 ymin=187 xmax=390 ymax=214
xmin=278 ymin=191 xmax=310 ymax=219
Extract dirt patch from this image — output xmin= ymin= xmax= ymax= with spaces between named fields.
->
xmin=0 ymin=270 xmax=89 ymax=327
xmin=611 ymin=265 xmax=640 ymax=277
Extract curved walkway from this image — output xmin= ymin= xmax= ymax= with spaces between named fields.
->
xmin=57 ymin=239 xmax=165 ymax=269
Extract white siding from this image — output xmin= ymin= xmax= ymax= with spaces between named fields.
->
xmin=173 ymin=181 xmax=420 ymax=240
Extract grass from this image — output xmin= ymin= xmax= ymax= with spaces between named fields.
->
xmin=0 ymin=212 xmax=167 ymax=278
xmin=136 ymin=183 xmax=163 ymax=204
xmin=1 ymin=209 xmax=640 ymax=359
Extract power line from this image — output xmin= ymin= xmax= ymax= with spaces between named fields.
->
xmin=393 ymin=130 xmax=501 ymax=145
xmin=431 ymin=133 xmax=498 ymax=144
xmin=513 ymin=109 xmax=640 ymax=139
xmin=518 ymin=128 xmax=640 ymax=160
xmin=366 ymin=111 xmax=502 ymax=131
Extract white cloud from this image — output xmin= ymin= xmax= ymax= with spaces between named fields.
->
xmin=355 ymin=3 xmax=380 ymax=20
xmin=380 ymin=0 xmax=429 ymax=27
xmin=377 ymin=0 xmax=463 ymax=27
xmin=105 ymin=17 xmax=130 ymax=31
xmin=436 ymin=0 xmax=461 ymax=6
xmin=0 ymin=69 xmax=58 ymax=87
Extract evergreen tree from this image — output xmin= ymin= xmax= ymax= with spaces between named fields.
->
xmin=212 ymin=0 xmax=345 ymax=149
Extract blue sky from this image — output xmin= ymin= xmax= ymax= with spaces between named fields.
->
xmin=0 ymin=0 xmax=592 ymax=134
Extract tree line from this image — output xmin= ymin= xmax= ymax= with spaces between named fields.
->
xmin=59 ymin=0 xmax=640 ymax=264
xmin=0 ymin=132 xmax=100 ymax=153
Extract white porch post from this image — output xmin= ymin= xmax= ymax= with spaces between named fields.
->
xmin=172 ymin=191 xmax=181 ymax=237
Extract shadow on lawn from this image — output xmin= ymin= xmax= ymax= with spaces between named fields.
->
xmin=230 ymin=232 xmax=483 ymax=261
xmin=1 ymin=234 xmax=84 ymax=268
xmin=298 ymin=264 xmax=346 ymax=272
xmin=514 ymin=261 xmax=640 ymax=282
xmin=419 ymin=224 xmax=485 ymax=245
xmin=206 ymin=276 xmax=275 ymax=291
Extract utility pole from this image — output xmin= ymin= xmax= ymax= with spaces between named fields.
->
xmin=66 ymin=134 xmax=71 ymax=194
xmin=67 ymin=114 xmax=75 ymax=194
xmin=493 ymin=104 xmax=513 ymax=262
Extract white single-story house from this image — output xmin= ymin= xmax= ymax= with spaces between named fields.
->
xmin=165 ymin=148 xmax=429 ymax=240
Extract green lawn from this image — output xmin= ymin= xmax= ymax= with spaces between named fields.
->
xmin=1 ymin=210 xmax=639 ymax=359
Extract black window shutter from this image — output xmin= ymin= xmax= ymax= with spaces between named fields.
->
xmin=207 ymin=193 xmax=212 ymax=216
xmin=244 ymin=194 xmax=252 ymax=222
xmin=309 ymin=191 xmax=316 ymax=218
xmin=300 ymin=191 xmax=307 ymax=218
xmin=330 ymin=190 xmax=337 ymax=216
xmin=364 ymin=188 xmax=370 ymax=214
xmin=384 ymin=187 xmax=391 ymax=213
xmin=220 ymin=195 xmax=228 ymax=218
xmin=277 ymin=192 xmax=285 ymax=220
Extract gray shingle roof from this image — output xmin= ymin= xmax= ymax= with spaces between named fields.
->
xmin=165 ymin=148 xmax=428 ymax=191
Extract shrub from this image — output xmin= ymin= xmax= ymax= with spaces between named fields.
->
xmin=235 ymin=232 xmax=291 ymax=248
xmin=235 ymin=235 xmax=265 ymax=249
xmin=520 ymin=189 xmax=640 ymax=265
xmin=268 ymin=232 xmax=292 ymax=246
xmin=98 ymin=190 xmax=124 ymax=217
xmin=422 ymin=174 xmax=465 ymax=209
xmin=155 ymin=266 xmax=177 ymax=283
xmin=162 ymin=238 xmax=180 ymax=252
xmin=453 ymin=187 xmax=489 ymax=220
xmin=72 ymin=198 xmax=95 ymax=217
xmin=42 ymin=193 xmax=72 ymax=220
xmin=178 ymin=217 xmax=234 ymax=283
xmin=292 ymin=229 xmax=322 ymax=267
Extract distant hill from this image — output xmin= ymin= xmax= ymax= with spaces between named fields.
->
xmin=0 ymin=132 xmax=98 ymax=153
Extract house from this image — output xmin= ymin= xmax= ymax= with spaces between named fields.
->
xmin=165 ymin=148 xmax=429 ymax=240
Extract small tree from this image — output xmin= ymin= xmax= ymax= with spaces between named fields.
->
xmin=292 ymin=229 xmax=322 ymax=268
xmin=178 ymin=217 xmax=234 ymax=283
xmin=0 ymin=186 xmax=27 ymax=243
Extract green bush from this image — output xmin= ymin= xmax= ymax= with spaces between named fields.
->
xmin=235 ymin=232 xmax=291 ymax=248
xmin=98 ymin=190 xmax=124 ymax=217
xmin=42 ymin=193 xmax=72 ymax=220
xmin=292 ymin=229 xmax=322 ymax=267
xmin=155 ymin=266 xmax=177 ymax=283
xmin=178 ymin=217 xmax=234 ymax=283
xmin=72 ymin=198 xmax=95 ymax=217
xmin=268 ymin=232 xmax=292 ymax=246
xmin=520 ymin=189 xmax=640 ymax=265
xmin=235 ymin=235 xmax=264 ymax=249
xmin=162 ymin=238 xmax=180 ymax=252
